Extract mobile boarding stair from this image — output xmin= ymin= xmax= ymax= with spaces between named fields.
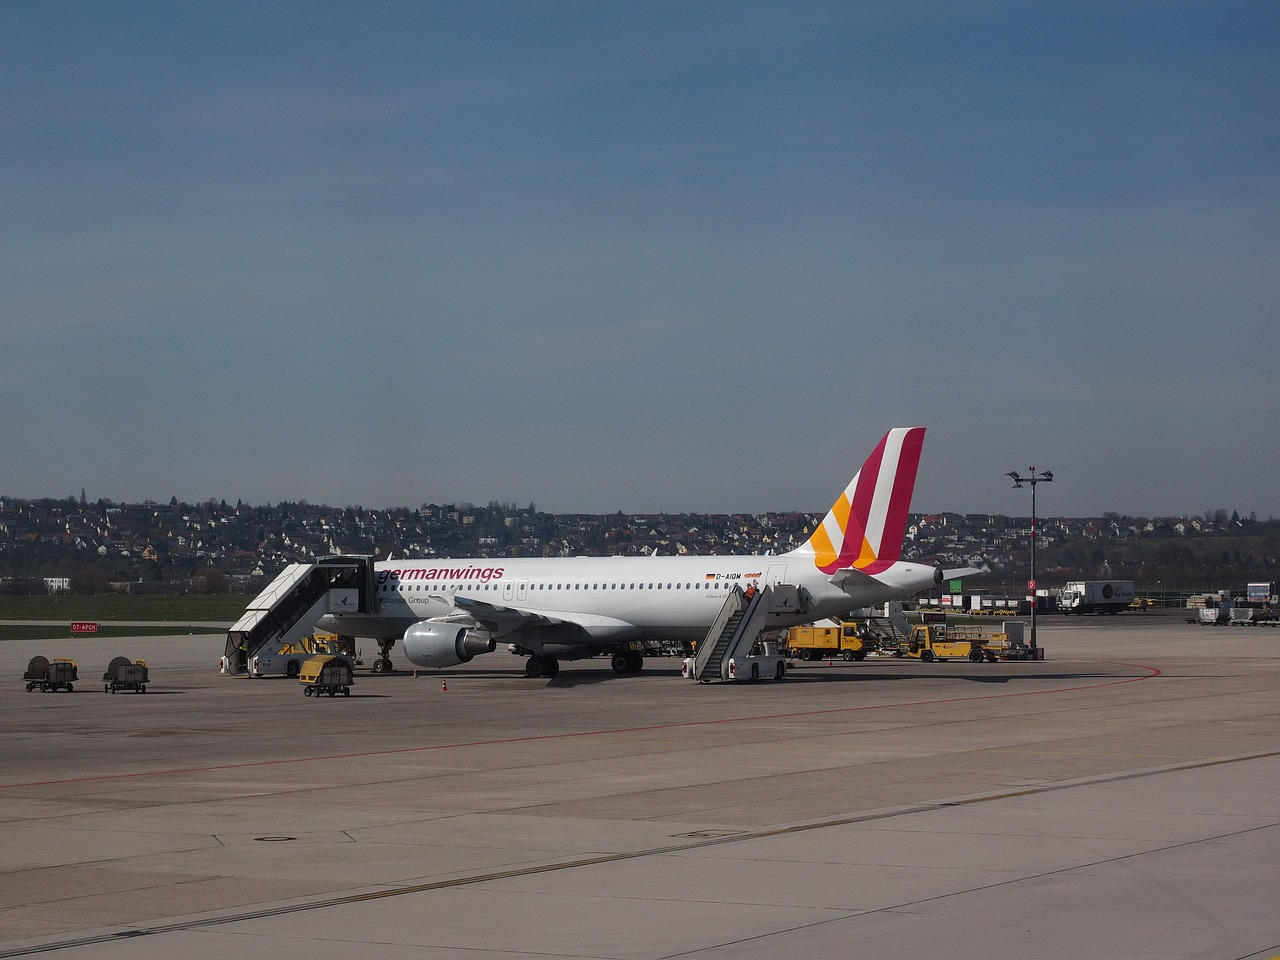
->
xmin=687 ymin=584 xmax=801 ymax=682
xmin=222 ymin=556 xmax=375 ymax=675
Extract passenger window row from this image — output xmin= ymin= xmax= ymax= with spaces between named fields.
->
xmin=380 ymin=580 xmax=734 ymax=593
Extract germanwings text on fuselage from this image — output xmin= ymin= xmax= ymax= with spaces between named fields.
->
xmin=378 ymin=566 xmax=506 ymax=584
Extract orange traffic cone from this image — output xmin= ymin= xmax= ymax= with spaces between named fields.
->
xmin=441 ymin=679 xmax=447 ymax=691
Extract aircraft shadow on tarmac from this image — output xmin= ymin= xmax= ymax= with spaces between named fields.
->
xmin=97 ymin=689 xmax=186 ymax=695
xmin=778 ymin=668 xmax=1131 ymax=684
xmin=344 ymin=664 xmax=1133 ymax=689
xmin=538 ymin=667 xmax=1131 ymax=687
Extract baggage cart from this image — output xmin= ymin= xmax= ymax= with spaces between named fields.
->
xmin=102 ymin=656 xmax=150 ymax=694
xmin=24 ymin=656 xmax=78 ymax=693
xmin=299 ymin=654 xmax=353 ymax=698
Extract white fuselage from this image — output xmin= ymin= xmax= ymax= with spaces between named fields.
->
xmin=358 ymin=551 xmax=940 ymax=643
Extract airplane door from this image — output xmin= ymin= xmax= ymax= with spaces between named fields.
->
xmin=517 ymin=579 xmax=528 ymax=602
xmin=503 ymin=581 xmax=513 ymax=601
xmin=766 ymin=562 xmax=803 ymax=614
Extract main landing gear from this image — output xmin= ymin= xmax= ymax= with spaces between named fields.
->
xmin=524 ymin=654 xmax=560 ymax=678
xmin=522 ymin=649 xmax=642 ymax=678
xmin=610 ymin=651 xmax=644 ymax=674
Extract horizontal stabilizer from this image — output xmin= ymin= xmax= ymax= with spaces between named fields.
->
xmin=937 ymin=565 xmax=988 ymax=583
xmin=827 ymin=566 xmax=882 ymax=591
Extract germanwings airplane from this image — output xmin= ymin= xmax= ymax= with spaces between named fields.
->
xmin=317 ymin=427 xmax=977 ymax=678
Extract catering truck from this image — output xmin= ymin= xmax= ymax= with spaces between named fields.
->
xmin=1059 ymin=580 xmax=1134 ymax=615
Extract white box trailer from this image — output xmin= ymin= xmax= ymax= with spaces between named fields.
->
xmin=727 ymin=640 xmax=787 ymax=682
xmin=1060 ymin=580 xmax=1135 ymax=615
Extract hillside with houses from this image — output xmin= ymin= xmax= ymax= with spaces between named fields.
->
xmin=2 ymin=494 xmax=1276 ymax=598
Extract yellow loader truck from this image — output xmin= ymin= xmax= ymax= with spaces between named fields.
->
xmin=903 ymin=624 xmax=995 ymax=663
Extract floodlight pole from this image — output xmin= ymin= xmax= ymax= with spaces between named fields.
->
xmin=1007 ymin=468 xmax=1053 ymax=653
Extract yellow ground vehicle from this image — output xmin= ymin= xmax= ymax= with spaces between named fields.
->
xmin=903 ymin=624 xmax=996 ymax=662
xmin=251 ymin=632 xmax=360 ymax=678
xmin=310 ymin=632 xmax=360 ymax=661
xmin=898 ymin=622 xmax=1038 ymax=662
xmin=785 ymin=621 xmax=878 ymax=661
xmin=299 ymin=654 xmax=353 ymax=697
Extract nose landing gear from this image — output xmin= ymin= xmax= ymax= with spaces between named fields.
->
xmin=372 ymin=638 xmax=395 ymax=674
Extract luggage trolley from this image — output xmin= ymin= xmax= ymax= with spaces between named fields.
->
xmin=299 ymin=654 xmax=353 ymax=698
xmin=103 ymin=656 xmax=149 ymax=694
xmin=23 ymin=656 xmax=78 ymax=693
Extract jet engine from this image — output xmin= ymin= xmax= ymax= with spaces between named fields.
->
xmin=402 ymin=622 xmax=495 ymax=668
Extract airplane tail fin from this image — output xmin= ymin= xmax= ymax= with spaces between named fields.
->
xmin=795 ymin=427 xmax=925 ymax=576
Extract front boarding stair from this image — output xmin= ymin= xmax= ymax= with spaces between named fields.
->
xmin=222 ymin=556 xmax=373 ymax=674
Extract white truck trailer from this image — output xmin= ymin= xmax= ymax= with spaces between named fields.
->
xmin=726 ymin=639 xmax=788 ymax=682
xmin=1059 ymin=580 xmax=1135 ymax=615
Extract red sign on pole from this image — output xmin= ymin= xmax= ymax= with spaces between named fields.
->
xmin=70 ymin=621 xmax=99 ymax=634
xmin=1027 ymin=579 xmax=1037 ymax=590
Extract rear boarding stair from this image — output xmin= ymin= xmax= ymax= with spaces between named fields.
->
xmin=689 ymin=584 xmax=795 ymax=682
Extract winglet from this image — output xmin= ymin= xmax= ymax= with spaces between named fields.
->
xmin=795 ymin=427 xmax=925 ymax=576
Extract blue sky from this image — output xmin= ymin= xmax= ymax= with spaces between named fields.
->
xmin=3 ymin=1 xmax=1277 ymax=519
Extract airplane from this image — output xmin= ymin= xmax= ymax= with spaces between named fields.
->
xmin=316 ymin=427 xmax=980 ymax=678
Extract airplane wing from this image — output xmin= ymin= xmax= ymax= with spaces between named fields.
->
xmin=450 ymin=595 xmax=642 ymax=644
